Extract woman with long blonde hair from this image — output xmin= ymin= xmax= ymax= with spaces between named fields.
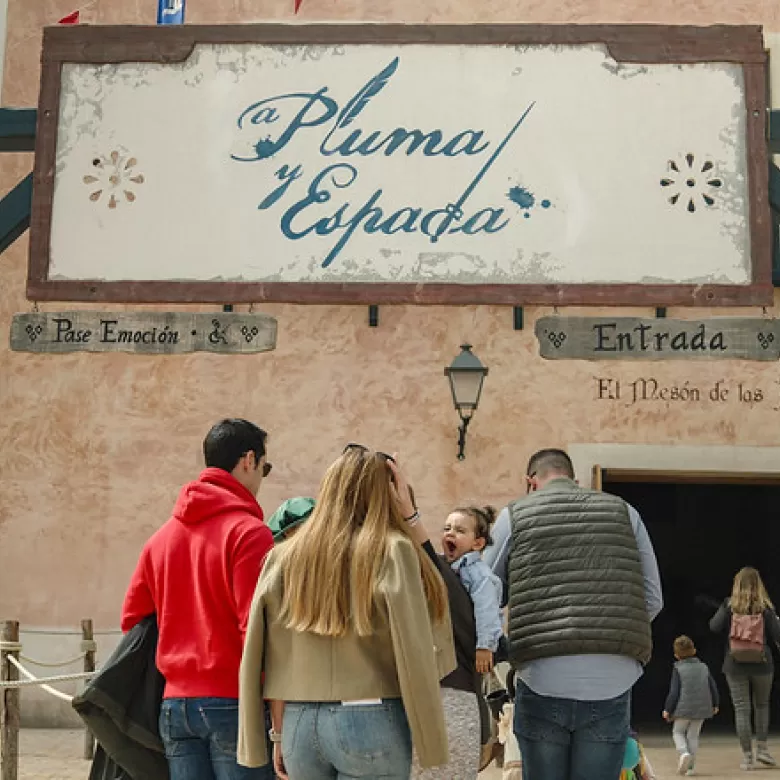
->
xmin=238 ymin=445 xmax=454 ymax=780
xmin=710 ymin=567 xmax=780 ymax=770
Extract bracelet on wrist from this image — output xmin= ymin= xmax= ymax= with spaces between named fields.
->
xmin=404 ymin=510 xmax=421 ymax=527
xmin=268 ymin=728 xmax=282 ymax=744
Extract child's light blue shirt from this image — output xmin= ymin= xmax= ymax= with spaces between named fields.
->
xmin=452 ymin=551 xmax=504 ymax=652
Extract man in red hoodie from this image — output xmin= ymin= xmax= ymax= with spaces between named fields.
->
xmin=122 ymin=419 xmax=274 ymax=780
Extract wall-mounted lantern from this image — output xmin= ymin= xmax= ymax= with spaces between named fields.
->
xmin=444 ymin=344 xmax=489 ymax=461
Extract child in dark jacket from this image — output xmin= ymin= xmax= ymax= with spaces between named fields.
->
xmin=663 ymin=635 xmax=719 ymax=777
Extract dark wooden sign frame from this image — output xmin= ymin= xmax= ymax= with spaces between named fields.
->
xmin=28 ymin=23 xmax=772 ymax=306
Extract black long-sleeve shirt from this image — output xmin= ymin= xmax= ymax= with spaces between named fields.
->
xmin=420 ymin=540 xmax=478 ymax=693
xmin=421 ymin=540 xmax=491 ymax=745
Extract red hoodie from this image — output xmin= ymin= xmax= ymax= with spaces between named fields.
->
xmin=121 ymin=468 xmax=273 ymax=699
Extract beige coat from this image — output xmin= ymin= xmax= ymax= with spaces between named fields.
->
xmin=238 ymin=533 xmax=456 ymax=769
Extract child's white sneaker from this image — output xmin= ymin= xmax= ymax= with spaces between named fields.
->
xmin=678 ymin=753 xmax=693 ymax=775
xmin=740 ymin=753 xmax=755 ymax=771
xmin=756 ymin=746 xmax=777 ymax=766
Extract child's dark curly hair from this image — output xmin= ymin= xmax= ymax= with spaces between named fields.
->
xmin=452 ymin=505 xmax=498 ymax=546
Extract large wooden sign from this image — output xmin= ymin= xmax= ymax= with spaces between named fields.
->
xmin=10 ymin=312 xmax=277 ymax=354
xmin=28 ymin=24 xmax=771 ymax=306
xmin=536 ymin=316 xmax=780 ymax=361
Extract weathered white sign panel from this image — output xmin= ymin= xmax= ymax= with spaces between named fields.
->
xmin=29 ymin=25 xmax=771 ymax=305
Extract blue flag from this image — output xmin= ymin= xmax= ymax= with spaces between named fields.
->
xmin=157 ymin=0 xmax=185 ymax=24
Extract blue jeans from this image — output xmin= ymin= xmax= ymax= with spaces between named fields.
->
xmin=514 ymin=682 xmax=630 ymax=780
xmin=160 ymin=697 xmax=274 ymax=780
xmin=282 ymin=699 xmax=411 ymax=779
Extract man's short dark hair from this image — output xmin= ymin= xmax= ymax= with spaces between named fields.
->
xmin=203 ymin=419 xmax=267 ymax=472
xmin=526 ymin=448 xmax=574 ymax=479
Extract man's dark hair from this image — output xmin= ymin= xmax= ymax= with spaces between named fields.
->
xmin=203 ymin=419 xmax=267 ymax=472
xmin=526 ymin=448 xmax=574 ymax=479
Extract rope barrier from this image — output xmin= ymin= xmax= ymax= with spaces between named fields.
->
xmin=4 ymin=656 xmax=93 ymax=703
xmin=1 ymin=638 xmax=97 ymax=668
xmin=0 ymin=656 xmax=97 ymax=691
xmin=19 ymin=628 xmax=121 ymax=636
xmin=1 ymin=619 xmax=103 ymax=774
xmin=19 ymin=652 xmax=86 ymax=668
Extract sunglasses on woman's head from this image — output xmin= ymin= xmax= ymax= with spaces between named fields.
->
xmin=343 ymin=443 xmax=395 ymax=463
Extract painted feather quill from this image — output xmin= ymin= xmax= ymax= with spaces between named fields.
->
xmin=336 ymin=58 xmax=400 ymax=129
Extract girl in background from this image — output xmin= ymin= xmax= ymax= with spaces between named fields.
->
xmin=710 ymin=567 xmax=780 ymax=771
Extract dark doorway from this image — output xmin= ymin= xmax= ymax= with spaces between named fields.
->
xmin=601 ymin=472 xmax=780 ymax=730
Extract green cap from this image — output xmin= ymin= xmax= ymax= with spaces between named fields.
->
xmin=267 ymin=497 xmax=316 ymax=541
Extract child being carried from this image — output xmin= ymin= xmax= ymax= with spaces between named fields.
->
xmin=442 ymin=505 xmax=506 ymax=674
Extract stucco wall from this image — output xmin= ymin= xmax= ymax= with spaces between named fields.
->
xmin=1 ymin=0 xmax=780 ymax=725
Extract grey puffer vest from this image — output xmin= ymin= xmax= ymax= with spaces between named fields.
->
xmin=507 ymin=478 xmax=652 ymax=665
xmin=674 ymin=658 xmax=713 ymax=720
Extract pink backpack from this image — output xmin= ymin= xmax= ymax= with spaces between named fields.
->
xmin=730 ymin=613 xmax=766 ymax=663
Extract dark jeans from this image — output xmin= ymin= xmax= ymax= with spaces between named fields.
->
xmin=160 ymin=697 xmax=274 ymax=780
xmin=513 ymin=681 xmax=630 ymax=780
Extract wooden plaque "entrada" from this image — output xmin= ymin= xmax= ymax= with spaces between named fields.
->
xmin=536 ymin=317 xmax=780 ymax=361
xmin=28 ymin=24 xmax=771 ymax=306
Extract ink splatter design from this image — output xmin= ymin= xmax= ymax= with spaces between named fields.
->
xmin=254 ymin=137 xmax=277 ymax=160
xmin=507 ymin=187 xmax=552 ymax=218
xmin=508 ymin=186 xmax=535 ymax=210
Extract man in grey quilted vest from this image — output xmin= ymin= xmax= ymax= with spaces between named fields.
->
xmin=488 ymin=449 xmax=663 ymax=780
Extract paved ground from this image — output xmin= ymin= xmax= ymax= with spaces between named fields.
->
xmin=8 ymin=729 xmax=780 ymax=779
